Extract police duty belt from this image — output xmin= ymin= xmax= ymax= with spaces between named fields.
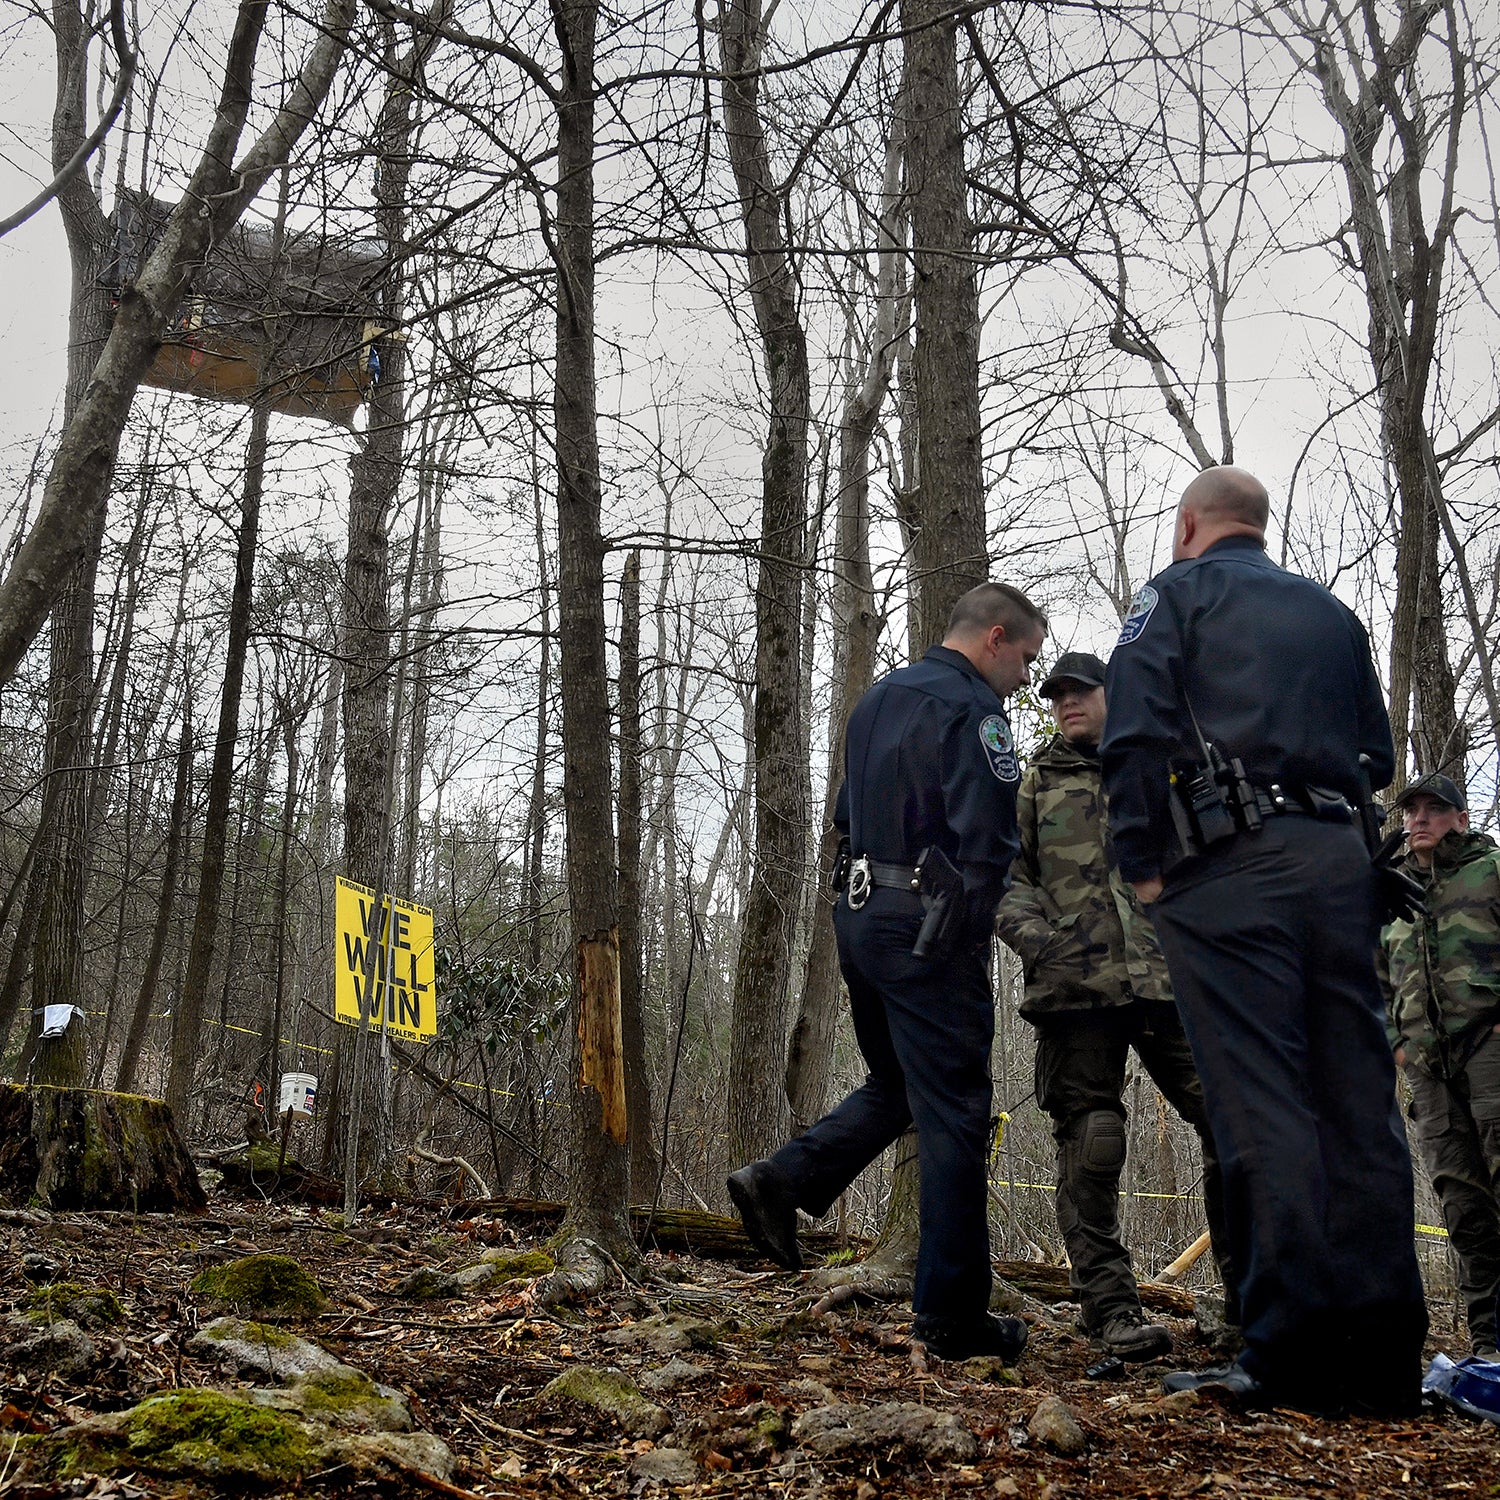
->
xmin=845 ymin=856 xmax=923 ymax=910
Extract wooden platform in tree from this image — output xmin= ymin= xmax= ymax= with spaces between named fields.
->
xmin=0 ymin=1086 xmax=205 ymax=1213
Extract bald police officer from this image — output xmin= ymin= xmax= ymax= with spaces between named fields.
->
xmin=1102 ymin=465 xmax=1427 ymax=1415
xmin=729 ymin=582 xmax=1047 ymax=1363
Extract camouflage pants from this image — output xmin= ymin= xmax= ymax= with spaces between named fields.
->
xmin=1406 ymin=1029 xmax=1500 ymax=1352
xmin=1032 ymin=1001 xmax=1231 ymax=1332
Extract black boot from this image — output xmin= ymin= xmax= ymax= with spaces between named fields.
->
xmin=726 ymin=1160 xmax=802 ymax=1270
xmin=912 ymin=1311 xmax=1028 ymax=1364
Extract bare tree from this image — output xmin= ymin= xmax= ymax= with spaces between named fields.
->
xmin=787 ymin=105 xmax=906 ymax=1129
xmin=720 ymin=0 xmax=812 ymax=1171
xmin=547 ymin=0 xmax=637 ymax=1290
xmin=1276 ymin=0 xmax=1480 ymax=784
xmin=902 ymin=0 xmax=988 ymax=645
xmin=0 ymin=0 xmax=358 ymax=684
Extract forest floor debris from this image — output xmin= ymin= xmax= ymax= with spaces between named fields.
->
xmin=0 ymin=1193 xmax=1490 ymax=1497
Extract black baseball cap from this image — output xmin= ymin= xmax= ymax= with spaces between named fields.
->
xmin=1394 ymin=773 xmax=1467 ymax=812
xmin=1038 ymin=651 xmax=1107 ymax=700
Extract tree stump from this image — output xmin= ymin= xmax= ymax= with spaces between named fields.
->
xmin=0 ymin=1085 xmax=205 ymax=1212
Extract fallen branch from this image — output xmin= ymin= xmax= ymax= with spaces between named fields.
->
xmin=414 ymin=1132 xmax=492 ymax=1200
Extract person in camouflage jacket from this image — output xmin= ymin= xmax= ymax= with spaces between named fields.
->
xmin=1378 ymin=772 xmax=1500 ymax=1357
xmin=996 ymin=652 xmax=1234 ymax=1361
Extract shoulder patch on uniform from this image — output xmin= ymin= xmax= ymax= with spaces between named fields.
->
xmin=979 ymin=714 xmax=1020 ymax=783
xmin=1116 ymin=584 xmax=1159 ymax=645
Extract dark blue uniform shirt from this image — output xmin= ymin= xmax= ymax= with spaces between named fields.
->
xmin=835 ymin=645 xmax=1023 ymax=925
xmin=1101 ymin=536 xmax=1394 ymax=884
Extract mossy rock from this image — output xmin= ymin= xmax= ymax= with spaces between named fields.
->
xmin=22 ymin=1282 xmax=125 ymax=1330
xmin=412 ymin=1247 xmax=555 ymax=1298
xmin=275 ymin=1366 xmax=412 ymax=1433
xmin=191 ymin=1254 xmax=328 ymax=1317
xmin=535 ymin=1365 xmax=671 ymax=1439
xmin=197 ymin=1317 xmax=297 ymax=1350
xmin=188 ymin=1317 xmax=341 ymax=1382
xmin=477 ymin=1248 xmax=555 ymax=1281
xmin=677 ymin=1401 xmax=791 ymax=1463
xmin=2 ymin=1318 xmax=96 ymax=1380
xmin=603 ymin=1312 xmax=721 ymax=1355
xmin=19 ymin=1386 xmax=453 ymax=1485
xmin=396 ymin=1266 xmax=459 ymax=1299
xmin=22 ymin=1388 xmax=319 ymax=1483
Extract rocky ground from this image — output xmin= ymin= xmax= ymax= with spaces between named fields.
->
xmin=0 ymin=1192 xmax=1493 ymax=1499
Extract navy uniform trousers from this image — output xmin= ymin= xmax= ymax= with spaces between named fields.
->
xmin=1148 ymin=816 xmax=1427 ymax=1403
xmin=768 ymin=886 xmax=995 ymax=1321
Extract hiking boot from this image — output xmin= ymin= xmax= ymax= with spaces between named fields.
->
xmin=1098 ymin=1309 xmax=1173 ymax=1361
xmin=912 ymin=1311 xmax=1028 ymax=1364
xmin=726 ymin=1160 xmax=802 ymax=1270
xmin=1161 ymin=1362 xmax=1267 ymax=1409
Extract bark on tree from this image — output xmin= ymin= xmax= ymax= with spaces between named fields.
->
xmin=523 ymin=458 xmax=553 ymax=973
xmin=786 ymin=116 xmax=905 ymax=1131
xmin=902 ymin=0 xmax=988 ymax=648
xmin=617 ymin=549 xmax=657 ymax=1199
xmin=547 ymin=0 xmax=637 ymax=1288
xmin=339 ymin=6 xmax=439 ymax=1190
xmin=1296 ymin=0 xmax=1466 ymax=784
xmin=720 ymin=0 xmax=811 ymax=1172
xmin=166 ymin=393 xmax=273 ymax=1120
xmin=116 ymin=710 xmax=193 ymax=1094
xmin=22 ymin=0 xmax=120 ymax=1092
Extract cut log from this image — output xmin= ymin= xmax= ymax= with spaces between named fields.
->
xmin=0 ymin=1085 xmax=205 ymax=1212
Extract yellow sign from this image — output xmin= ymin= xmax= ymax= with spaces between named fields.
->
xmin=334 ymin=877 xmax=437 ymax=1044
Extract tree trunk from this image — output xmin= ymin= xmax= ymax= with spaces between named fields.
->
xmin=785 ymin=115 xmax=904 ymax=1130
xmin=524 ymin=460 xmax=553 ymax=973
xmin=548 ymin=0 xmax=636 ymax=1289
xmin=116 ymin=711 xmax=193 ymax=1093
xmin=262 ymin=720 xmax=300 ymax=1098
xmin=340 ymin=7 xmax=432 ymax=1194
xmin=852 ymin=3 xmax=991 ymax=1294
xmin=902 ymin=0 xmax=989 ymax=647
xmin=23 ymin=0 xmax=118 ymax=1093
xmin=1300 ymin=7 xmax=1464 ymax=786
xmin=166 ymin=395 xmax=272 ymax=1120
xmin=617 ymin=550 xmax=657 ymax=1199
xmin=720 ymin=0 xmax=811 ymax=1172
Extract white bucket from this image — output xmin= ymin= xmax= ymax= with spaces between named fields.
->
xmin=278 ymin=1072 xmax=318 ymax=1119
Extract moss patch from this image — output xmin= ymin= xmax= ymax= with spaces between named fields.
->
xmin=289 ymin=1367 xmax=411 ymax=1432
xmin=478 ymin=1248 xmax=555 ymax=1281
xmin=26 ymin=1389 xmax=319 ymax=1483
xmin=537 ymin=1365 xmax=671 ymax=1439
xmin=396 ymin=1266 xmax=457 ymax=1299
xmin=22 ymin=1282 xmax=125 ymax=1329
xmin=195 ymin=1317 xmax=296 ymax=1349
xmin=191 ymin=1254 xmax=328 ymax=1317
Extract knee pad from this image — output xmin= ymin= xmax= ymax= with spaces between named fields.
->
xmin=1077 ymin=1110 xmax=1127 ymax=1175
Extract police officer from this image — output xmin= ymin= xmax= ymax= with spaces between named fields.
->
xmin=1101 ymin=465 xmax=1427 ymax=1415
xmin=728 ymin=582 xmax=1047 ymax=1362
xmin=1380 ymin=773 xmax=1500 ymax=1360
xmin=996 ymin=651 xmax=1233 ymax=1362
